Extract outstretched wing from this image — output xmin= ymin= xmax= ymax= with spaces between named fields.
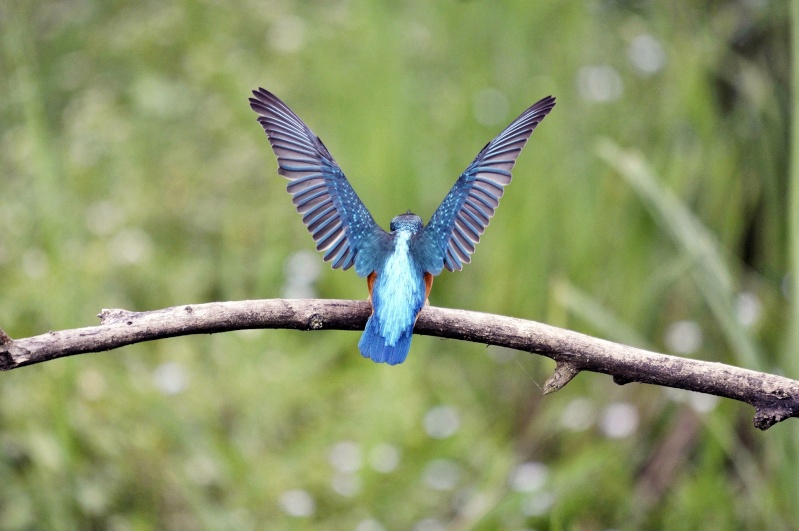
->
xmin=417 ymin=95 xmax=556 ymax=273
xmin=249 ymin=88 xmax=386 ymax=274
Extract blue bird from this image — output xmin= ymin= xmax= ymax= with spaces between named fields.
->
xmin=249 ymin=88 xmax=555 ymax=365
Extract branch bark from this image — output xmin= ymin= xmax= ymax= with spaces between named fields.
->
xmin=0 ymin=299 xmax=796 ymax=430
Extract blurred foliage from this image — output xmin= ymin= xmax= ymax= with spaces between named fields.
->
xmin=0 ymin=0 xmax=795 ymax=529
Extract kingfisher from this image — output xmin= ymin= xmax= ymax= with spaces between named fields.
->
xmin=249 ymin=88 xmax=555 ymax=365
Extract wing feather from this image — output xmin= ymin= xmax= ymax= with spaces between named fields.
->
xmin=417 ymin=95 xmax=556 ymax=273
xmin=249 ymin=88 xmax=386 ymax=274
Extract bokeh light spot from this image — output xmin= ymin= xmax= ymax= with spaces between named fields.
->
xmin=736 ymin=291 xmax=762 ymax=327
xmin=424 ymin=405 xmax=460 ymax=439
xmin=577 ymin=65 xmax=623 ymax=102
xmin=628 ymin=34 xmax=666 ymax=76
xmin=422 ymin=459 xmax=460 ymax=491
xmin=509 ymin=461 xmax=549 ymax=492
xmin=368 ymin=443 xmax=401 ymax=473
xmin=664 ymin=320 xmax=703 ymax=355
xmin=22 ymin=248 xmax=48 ymax=279
xmin=521 ymin=491 xmax=555 ymax=517
xmin=279 ymin=489 xmax=315 ymax=517
xmin=85 ymin=200 xmax=125 ymax=236
xmin=600 ymin=402 xmax=639 ymax=439
xmin=330 ymin=472 xmax=361 ymax=497
xmin=329 ymin=440 xmax=362 ymax=473
xmin=153 ymin=362 xmax=188 ymax=395
xmin=269 ymin=16 xmax=306 ymax=54
xmin=109 ymin=228 xmax=153 ymax=265
xmin=560 ymin=397 xmax=595 ymax=431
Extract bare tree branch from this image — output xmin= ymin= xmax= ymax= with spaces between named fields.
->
xmin=1 ymin=298 xmax=796 ymax=430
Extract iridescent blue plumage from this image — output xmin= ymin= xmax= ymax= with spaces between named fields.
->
xmin=358 ymin=214 xmax=428 ymax=365
xmin=250 ymin=88 xmax=555 ymax=365
xmin=418 ymin=95 xmax=557 ymax=273
xmin=248 ymin=89 xmax=388 ymax=276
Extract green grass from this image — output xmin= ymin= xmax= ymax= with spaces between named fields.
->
xmin=0 ymin=0 xmax=795 ymax=528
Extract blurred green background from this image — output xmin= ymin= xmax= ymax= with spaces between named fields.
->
xmin=0 ymin=0 xmax=795 ymax=529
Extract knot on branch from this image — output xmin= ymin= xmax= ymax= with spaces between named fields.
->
xmin=543 ymin=361 xmax=581 ymax=395
xmin=0 ymin=328 xmax=14 ymax=370
xmin=0 ymin=328 xmax=31 ymax=370
xmin=613 ymin=375 xmax=634 ymax=386
xmin=98 ymin=309 xmax=137 ymax=326
xmin=751 ymin=386 xmax=799 ymax=430
xmin=764 ymin=387 xmax=790 ymax=400
xmin=308 ymin=314 xmax=325 ymax=330
xmin=753 ymin=405 xmax=796 ymax=431
xmin=0 ymin=328 xmax=11 ymax=346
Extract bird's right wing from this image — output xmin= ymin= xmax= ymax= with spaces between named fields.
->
xmin=249 ymin=88 xmax=387 ymax=275
xmin=417 ymin=95 xmax=556 ymax=274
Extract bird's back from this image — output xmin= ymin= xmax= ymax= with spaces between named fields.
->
xmin=358 ymin=224 xmax=428 ymax=365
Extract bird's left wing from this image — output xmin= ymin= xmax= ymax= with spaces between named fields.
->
xmin=249 ymin=88 xmax=386 ymax=275
xmin=415 ymin=95 xmax=556 ymax=274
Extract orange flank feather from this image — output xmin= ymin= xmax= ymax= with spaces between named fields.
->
xmin=423 ymin=273 xmax=433 ymax=304
xmin=367 ymin=272 xmax=377 ymax=303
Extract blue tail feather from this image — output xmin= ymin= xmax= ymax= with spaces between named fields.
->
xmin=358 ymin=315 xmax=413 ymax=365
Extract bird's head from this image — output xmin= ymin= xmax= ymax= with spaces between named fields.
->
xmin=390 ymin=211 xmax=423 ymax=233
